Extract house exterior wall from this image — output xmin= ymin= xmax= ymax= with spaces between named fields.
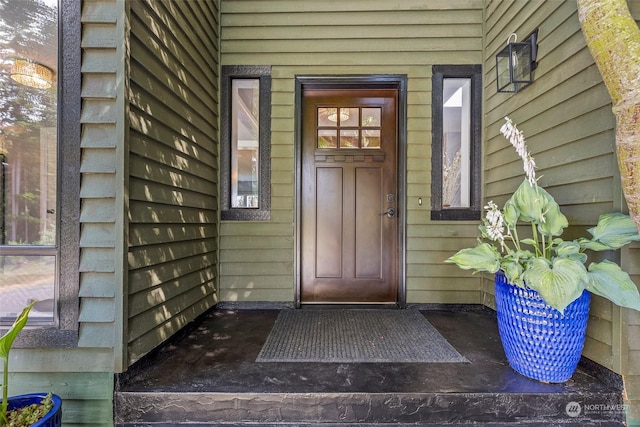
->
xmin=126 ymin=0 xmax=220 ymax=366
xmin=8 ymin=1 xmax=123 ymax=426
xmin=483 ymin=0 xmax=640 ymax=420
xmin=8 ymin=1 xmax=220 ymax=425
xmin=5 ymin=1 xmax=639 ymax=425
xmin=219 ymin=0 xmax=485 ymax=305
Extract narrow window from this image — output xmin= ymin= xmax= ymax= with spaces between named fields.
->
xmin=231 ymin=79 xmax=260 ymax=208
xmin=0 ymin=0 xmax=80 ymax=346
xmin=0 ymin=0 xmax=58 ymax=325
xmin=221 ymin=66 xmax=271 ymax=220
xmin=431 ymin=65 xmax=482 ymax=220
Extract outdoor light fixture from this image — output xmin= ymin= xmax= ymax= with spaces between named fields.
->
xmin=496 ymin=29 xmax=538 ymax=93
xmin=10 ymin=58 xmax=54 ymax=90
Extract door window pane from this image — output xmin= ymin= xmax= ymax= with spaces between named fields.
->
xmin=318 ymin=129 xmax=337 ymax=148
xmin=340 ymin=129 xmax=359 ymax=148
xmin=339 ymin=107 xmax=358 ymax=127
xmin=316 ymin=106 xmax=383 ymax=149
xmin=231 ymin=79 xmax=259 ymax=208
xmin=0 ymin=0 xmax=58 ymax=324
xmin=362 ymin=129 xmax=380 ymax=148
xmin=318 ymin=108 xmax=337 ymax=127
xmin=442 ymin=78 xmax=471 ymax=208
xmin=362 ymin=108 xmax=381 ymax=127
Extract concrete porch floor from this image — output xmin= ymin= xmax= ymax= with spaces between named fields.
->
xmin=115 ymin=307 xmax=625 ymax=426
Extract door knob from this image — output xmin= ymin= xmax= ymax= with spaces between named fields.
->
xmin=381 ymin=207 xmax=395 ymax=218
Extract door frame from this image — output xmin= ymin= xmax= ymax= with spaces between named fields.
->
xmin=294 ymin=75 xmax=408 ymax=308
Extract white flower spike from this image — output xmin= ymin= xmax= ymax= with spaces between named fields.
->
xmin=500 ymin=117 xmax=537 ymax=186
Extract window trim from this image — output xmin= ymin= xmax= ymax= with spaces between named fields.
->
xmin=431 ymin=65 xmax=482 ymax=221
xmin=1 ymin=0 xmax=81 ymax=348
xmin=220 ymin=65 xmax=271 ymax=221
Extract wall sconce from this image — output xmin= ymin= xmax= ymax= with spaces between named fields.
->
xmin=10 ymin=58 xmax=54 ymax=90
xmin=496 ymin=29 xmax=538 ymax=93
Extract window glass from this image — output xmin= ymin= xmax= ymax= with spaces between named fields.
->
xmin=339 ymin=129 xmax=359 ymax=148
xmin=221 ymin=65 xmax=271 ymax=221
xmin=0 ymin=0 xmax=58 ymax=324
xmin=362 ymin=108 xmax=380 ymax=127
xmin=431 ymin=65 xmax=482 ymax=221
xmin=442 ymin=78 xmax=471 ymax=208
xmin=316 ymin=106 xmax=383 ymax=150
xmin=231 ymin=79 xmax=260 ymax=209
xmin=318 ymin=129 xmax=337 ymax=148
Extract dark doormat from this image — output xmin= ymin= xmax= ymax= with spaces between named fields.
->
xmin=256 ymin=309 xmax=469 ymax=363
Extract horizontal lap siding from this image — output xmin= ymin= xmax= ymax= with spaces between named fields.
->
xmin=220 ymin=0 xmax=483 ymax=304
xmin=7 ymin=368 xmax=114 ymax=425
xmin=127 ymin=0 xmax=220 ymax=364
xmin=485 ymin=0 xmax=640 ymax=379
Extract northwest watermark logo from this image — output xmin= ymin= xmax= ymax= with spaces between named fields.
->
xmin=565 ymin=401 xmax=627 ymax=418
xmin=565 ymin=401 xmax=581 ymax=418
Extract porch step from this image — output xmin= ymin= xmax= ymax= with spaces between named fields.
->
xmin=114 ymin=308 xmax=626 ymax=426
xmin=114 ymin=388 xmax=624 ymax=426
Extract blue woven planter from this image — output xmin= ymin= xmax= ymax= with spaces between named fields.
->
xmin=495 ymin=272 xmax=591 ymax=383
xmin=4 ymin=393 xmax=62 ymax=427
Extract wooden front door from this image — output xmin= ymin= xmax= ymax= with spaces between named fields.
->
xmin=301 ymin=87 xmax=398 ymax=304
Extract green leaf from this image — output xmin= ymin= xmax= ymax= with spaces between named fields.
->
xmin=586 ymin=261 xmax=640 ymax=311
xmin=578 ymin=239 xmax=615 ymax=251
xmin=555 ymin=241 xmax=588 ymax=263
xmin=506 ymin=180 xmax=568 ymax=236
xmin=1 ymin=301 xmax=36 ymax=423
xmin=537 ymin=195 xmax=569 ymax=237
xmin=586 ymin=212 xmax=640 ymax=250
xmin=445 ymin=243 xmax=501 ymax=274
xmin=0 ymin=301 xmax=35 ymax=361
xmin=523 ymin=258 xmax=588 ymax=313
xmin=507 ymin=180 xmax=546 ymax=224
xmin=502 ymin=200 xmax=519 ymax=228
xmin=500 ymin=260 xmax=524 ymax=287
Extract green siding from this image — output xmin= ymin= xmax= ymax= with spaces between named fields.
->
xmin=219 ymin=0 xmax=484 ymax=305
xmin=7 ymin=371 xmax=113 ymax=426
xmin=126 ymin=0 xmax=220 ymax=365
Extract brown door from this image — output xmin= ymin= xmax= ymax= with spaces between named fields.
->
xmin=301 ymin=87 xmax=398 ymax=303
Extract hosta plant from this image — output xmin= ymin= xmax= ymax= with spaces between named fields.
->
xmin=0 ymin=301 xmax=54 ymax=427
xmin=446 ymin=117 xmax=640 ymax=313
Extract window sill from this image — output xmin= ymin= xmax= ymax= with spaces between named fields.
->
xmin=3 ymin=328 xmax=78 ymax=349
xmin=431 ymin=209 xmax=481 ymax=221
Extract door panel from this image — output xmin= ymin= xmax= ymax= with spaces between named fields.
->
xmin=315 ymin=167 xmax=343 ymax=278
xmin=355 ymin=167 xmax=382 ymax=278
xmin=301 ymin=87 xmax=398 ymax=304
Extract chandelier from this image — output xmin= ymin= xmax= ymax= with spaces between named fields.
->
xmin=10 ymin=58 xmax=54 ymax=90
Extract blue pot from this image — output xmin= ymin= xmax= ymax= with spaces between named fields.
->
xmin=4 ymin=393 xmax=62 ymax=427
xmin=495 ymin=272 xmax=591 ymax=383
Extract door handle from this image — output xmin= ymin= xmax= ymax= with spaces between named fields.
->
xmin=381 ymin=207 xmax=395 ymax=218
